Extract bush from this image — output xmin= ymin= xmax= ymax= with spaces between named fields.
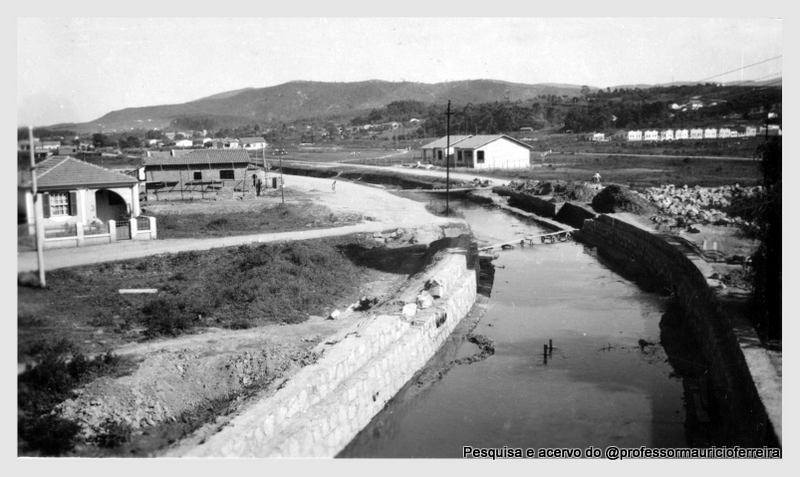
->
xmin=93 ymin=418 xmax=133 ymax=448
xmin=18 ymin=414 xmax=81 ymax=456
xmin=18 ymin=341 xmax=129 ymax=456
xmin=140 ymin=297 xmax=195 ymax=337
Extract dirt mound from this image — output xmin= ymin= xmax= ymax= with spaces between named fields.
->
xmin=591 ymin=185 xmax=657 ymax=215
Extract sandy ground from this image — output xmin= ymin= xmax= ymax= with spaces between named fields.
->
xmin=18 ymin=174 xmax=462 ymax=273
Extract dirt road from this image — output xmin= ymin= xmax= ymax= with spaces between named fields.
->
xmin=17 ymin=175 xmax=462 ymax=273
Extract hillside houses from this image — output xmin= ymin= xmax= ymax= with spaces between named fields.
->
xmin=624 ymin=124 xmax=780 ymax=142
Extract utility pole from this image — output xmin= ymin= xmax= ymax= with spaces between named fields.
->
xmin=279 ymin=140 xmax=285 ymax=206
xmin=29 ymin=126 xmax=46 ymax=287
xmin=445 ymin=100 xmax=453 ymax=215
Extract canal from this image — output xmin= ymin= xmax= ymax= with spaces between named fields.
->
xmin=340 ymin=194 xmax=712 ymax=457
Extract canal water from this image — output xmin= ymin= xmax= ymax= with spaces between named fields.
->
xmin=340 ymin=195 xmax=694 ymax=457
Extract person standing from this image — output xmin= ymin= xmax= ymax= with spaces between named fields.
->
xmin=256 ymin=178 xmax=262 ymax=197
xmin=593 ymin=172 xmax=602 ymax=184
xmin=331 ymin=180 xmax=337 ymax=192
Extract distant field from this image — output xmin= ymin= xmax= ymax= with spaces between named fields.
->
xmin=518 ymin=136 xmax=765 ymax=158
xmin=460 ymin=154 xmax=762 ymax=188
xmin=279 ymin=147 xmax=418 ymax=165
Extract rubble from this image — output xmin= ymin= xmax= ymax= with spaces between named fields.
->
xmin=642 ymin=184 xmax=762 ymax=229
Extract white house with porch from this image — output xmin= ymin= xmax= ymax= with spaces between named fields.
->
xmin=18 ymin=156 xmax=154 ymax=246
xmin=451 ymin=135 xmax=532 ymax=169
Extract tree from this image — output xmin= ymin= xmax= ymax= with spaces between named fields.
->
xmin=92 ymin=133 xmax=113 ymax=148
xmin=750 ymin=138 xmax=781 ymax=340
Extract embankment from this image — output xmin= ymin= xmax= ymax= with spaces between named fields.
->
xmin=577 ymin=213 xmax=780 ymax=446
xmin=172 ymin=246 xmax=478 ymax=457
xmin=280 ymin=162 xmax=466 ymax=190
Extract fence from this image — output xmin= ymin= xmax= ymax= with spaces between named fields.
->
xmin=39 ymin=216 xmax=157 ymax=249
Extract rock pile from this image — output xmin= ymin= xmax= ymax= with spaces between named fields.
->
xmin=642 ymin=184 xmax=762 ymax=228
xmin=504 ymin=179 xmax=601 ymax=202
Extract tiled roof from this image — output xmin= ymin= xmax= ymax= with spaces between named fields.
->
xmin=420 ymin=135 xmax=472 ymax=149
xmin=238 ymin=136 xmax=266 ymax=143
xmin=452 ymin=134 xmax=533 ymax=150
xmin=143 ymin=148 xmax=253 ymax=167
xmin=21 ymin=156 xmax=137 ymax=189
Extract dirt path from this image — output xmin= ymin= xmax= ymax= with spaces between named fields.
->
xmin=284 ymin=159 xmax=512 ymax=185
xmin=17 ymin=175 xmax=461 ymax=273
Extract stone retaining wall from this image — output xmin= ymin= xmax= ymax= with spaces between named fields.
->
xmin=578 ymin=213 xmax=780 ymax=446
xmin=554 ymin=201 xmax=598 ymax=229
xmin=177 ymin=252 xmax=477 ymax=457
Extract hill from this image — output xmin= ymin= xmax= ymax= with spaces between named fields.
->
xmin=50 ymin=80 xmax=590 ymax=133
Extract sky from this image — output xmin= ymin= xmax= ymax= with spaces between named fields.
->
xmin=17 ymin=17 xmax=783 ymax=126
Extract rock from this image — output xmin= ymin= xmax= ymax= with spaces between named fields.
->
xmin=425 ymin=279 xmax=443 ymax=298
xmin=327 ymin=309 xmax=341 ymax=320
xmin=417 ymin=291 xmax=434 ymax=309
xmin=402 ymin=303 xmax=417 ymax=318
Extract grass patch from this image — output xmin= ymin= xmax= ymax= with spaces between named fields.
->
xmin=151 ymin=203 xmax=358 ymax=239
xmin=18 ymin=237 xmax=376 ymax=357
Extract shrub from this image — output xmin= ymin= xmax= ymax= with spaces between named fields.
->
xmin=18 ymin=341 xmax=129 ymax=456
xmin=93 ymin=418 xmax=133 ymax=448
xmin=18 ymin=414 xmax=81 ymax=456
xmin=140 ymin=297 xmax=195 ymax=337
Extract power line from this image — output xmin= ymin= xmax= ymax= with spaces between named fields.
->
xmin=697 ymin=55 xmax=782 ymax=82
xmin=727 ymin=71 xmax=782 ymax=86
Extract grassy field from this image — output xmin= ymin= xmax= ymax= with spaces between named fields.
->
xmin=149 ymin=202 xmax=361 ymax=239
xmin=17 ymin=236 xmax=388 ymax=361
xmin=518 ymin=136 xmax=765 ymax=158
xmin=473 ymin=154 xmax=762 ymax=188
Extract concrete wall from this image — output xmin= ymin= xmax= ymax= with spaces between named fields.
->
xmin=504 ymin=189 xmax=562 ymax=218
xmin=578 ymin=214 xmax=780 ymax=446
xmin=555 ymin=201 xmax=598 ymax=229
xmin=176 ymin=252 xmax=477 ymax=457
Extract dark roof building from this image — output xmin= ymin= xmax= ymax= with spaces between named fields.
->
xmin=143 ymin=149 xmax=252 ymax=167
xmin=19 ymin=156 xmax=138 ymax=190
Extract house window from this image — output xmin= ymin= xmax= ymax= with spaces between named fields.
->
xmin=49 ymin=192 xmax=70 ymax=216
xmin=437 ymin=150 xmax=443 ymax=160
xmin=193 ymin=171 xmax=202 ymax=180
xmin=477 ymin=151 xmax=485 ymax=163
xmin=220 ymin=170 xmax=235 ymax=180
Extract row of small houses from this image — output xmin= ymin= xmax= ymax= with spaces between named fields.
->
xmin=605 ymin=125 xmax=781 ymax=142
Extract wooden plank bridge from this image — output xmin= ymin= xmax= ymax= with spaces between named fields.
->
xmin=478 ymin=228 xmax=577 ymax=252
